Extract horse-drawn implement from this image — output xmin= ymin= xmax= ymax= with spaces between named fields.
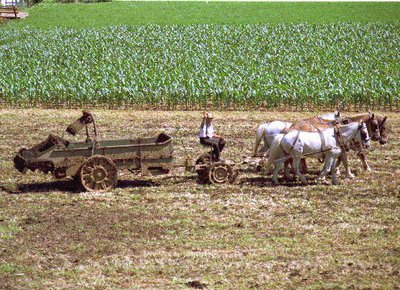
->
xmin=13 ymin=110 xmax=387 ymax=190
xmin=14 ymin=111 xmax=238 ymax=191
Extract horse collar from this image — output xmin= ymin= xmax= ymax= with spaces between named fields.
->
xmin=334 ymin=125 xmax=349 ymax=152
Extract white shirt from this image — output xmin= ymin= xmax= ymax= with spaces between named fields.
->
xmin=199 ymin=122 xmax=215 ymax=138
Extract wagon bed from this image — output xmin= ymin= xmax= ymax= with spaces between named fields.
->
xmin=14 ymin=111 xmax=173 ymax=191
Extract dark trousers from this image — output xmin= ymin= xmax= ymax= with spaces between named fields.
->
xmin=200 ymin=137 xmax=226 ymax=161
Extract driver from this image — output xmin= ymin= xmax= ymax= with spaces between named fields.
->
xmin=199 ymin=112 xmax=226 ymax=162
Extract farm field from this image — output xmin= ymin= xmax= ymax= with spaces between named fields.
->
xmin=0 ymin=109 xmax=399 ymax=288
xmin=6 ymin=2 xmax=400 ymax=28
xmin=1 ymin=23 xmax=399 ymax=109
xmin=1 ymin=2 xmax=399 ymax=109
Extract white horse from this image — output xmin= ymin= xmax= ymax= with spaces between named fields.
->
xmin=253 ymin=111 xmax=341 ymax=157
xmin=253 ymin=121 xmax=292 ymax=157
xmin=265 ymin=121 xmax=370 ymax=185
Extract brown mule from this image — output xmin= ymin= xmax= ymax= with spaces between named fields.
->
xmin=338 ymin=112 xmax=388 ymax=171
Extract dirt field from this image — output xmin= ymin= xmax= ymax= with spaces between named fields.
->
xmin=0 ymin=109 xmax=399 ymax=289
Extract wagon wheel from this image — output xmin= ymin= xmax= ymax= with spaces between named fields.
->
xmin=209 ymin=162 xmax=234 ymax=184
xmin=80 ymin=155 xmax=118 ymax=192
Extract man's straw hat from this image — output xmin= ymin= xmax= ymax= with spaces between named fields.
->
xmin=205 ymin=112 xmax=213 ymax=119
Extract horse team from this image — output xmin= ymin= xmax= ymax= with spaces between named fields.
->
xmin=252 ymin=111 xmax=388 ymax=185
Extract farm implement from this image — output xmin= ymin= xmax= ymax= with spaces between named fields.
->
xmin=14 ymin=111 xmax=238 ymax=191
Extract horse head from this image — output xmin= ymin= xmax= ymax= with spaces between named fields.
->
xmin=368 ymin=112 xmax=388 ymax=145
xmin=367 ymin=113 xmax=381 ymax=142
xmin=378 ymin=116 xmax=388 ymax=145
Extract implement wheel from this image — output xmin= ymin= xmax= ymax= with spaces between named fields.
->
xmin=209 ymin=162 xmax=234 ymax=184
xmin=80 ymin=155 xmax=118 ymax=192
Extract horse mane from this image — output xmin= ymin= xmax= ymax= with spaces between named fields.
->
xmin=345 ymin=113 xmax=385 ymax=123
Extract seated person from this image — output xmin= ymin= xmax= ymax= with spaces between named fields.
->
xmin=199 ymin=112 xmax=226 ymax=161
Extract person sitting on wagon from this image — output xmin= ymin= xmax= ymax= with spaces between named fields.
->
xmin=199 ymin=112 xmax=226 ymax=162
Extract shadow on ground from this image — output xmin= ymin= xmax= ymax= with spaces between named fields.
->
xmin=1 ymin=178 xmax=163 ymax=194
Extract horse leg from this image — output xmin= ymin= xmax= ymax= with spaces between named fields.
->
xmin=358 ymin=151 xmax=371 ymax=171
xmin=301 ymin=158 xmax=307 ymax=174
xmin=260 ymin=145 xmax=270 ymax=156
xmin=289 ymin=158 xmax=296 ymax=174
xmin=283 ymin=159 xmax=291 ymax=181
xmin=330 ymin=157 xmax=339 ymax=185
xmin=253 ymin=132 xmax=263 ymax=157
xmin=336 ymin=156 xmax=342 ymax=176
xmin=316 ymin=154 xmax=334 ymax=182
xmin=341 ymin=151 xmax=355 ymax=179
xmin=294 ymin=157 xmax=307 ymax=184
xmin=272 ymin=159 xmax=285 ymax=185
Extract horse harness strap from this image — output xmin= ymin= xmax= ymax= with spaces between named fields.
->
xmin=334 ymin=125 xmax=349 ymax=152
xmin=280 ymin=131 xmax=300 ymax=155
xmin=307 ymin=120 xmax=328 ymax=159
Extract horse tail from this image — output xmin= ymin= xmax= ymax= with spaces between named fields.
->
xmin=263 ymin=134 xmax=284 ymax=171
xmin=253 ymin=123 xmax=267 ymax=156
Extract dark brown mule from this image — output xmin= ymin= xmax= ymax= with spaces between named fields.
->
xmin=341 ymin=113 xmax=388 ymax=144
xmin=339 ymin=113 xmax=388 ymax=171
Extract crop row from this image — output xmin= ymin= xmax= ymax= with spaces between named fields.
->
xmin=0 ymin=23 xmax=399 ymax=108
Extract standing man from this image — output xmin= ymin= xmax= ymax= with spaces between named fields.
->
xmin=199 ymin=112 xmax=226 ymax=162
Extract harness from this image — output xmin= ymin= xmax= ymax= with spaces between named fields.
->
xmin=279 ymin=131 xmax=300 ymax=156
xmin=307 ymin=120 xmax=330 ymax=158
xmin=275 ymin=123 xmax=368 ymax=165
xmin=302 ymin=120 xmax=330 ymax=159
xmin=334 ymin=125 xmax=349 ymax=152
xmin=279 ymin=126 xmax=334 ymax=159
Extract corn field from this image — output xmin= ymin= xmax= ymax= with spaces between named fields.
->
xmin=0 ymin=23 xmax=399 ymax=109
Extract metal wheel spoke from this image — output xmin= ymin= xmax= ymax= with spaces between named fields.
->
xmin=83 ymin=167 xmax=94 ymax=174
xmin=100 ymin=181 xmax=108 ymax=190
xmin=80 ymin=155 xmax=118 ymax=192
xmin=89 ymin=180 xmax=95 ymax=190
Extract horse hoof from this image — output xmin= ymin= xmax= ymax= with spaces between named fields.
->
xmin=346 ymin=173 xmax=355 ymax=179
